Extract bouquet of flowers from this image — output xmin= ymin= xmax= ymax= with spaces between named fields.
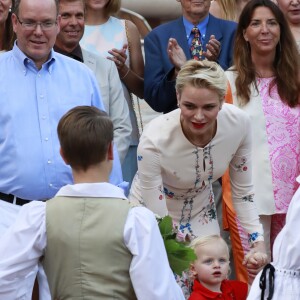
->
xmin=156 ymin=215 xmax=197 ymax=275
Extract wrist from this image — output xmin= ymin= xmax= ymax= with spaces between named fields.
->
xmin=248 ymin=232 xmax=264 ymax=246
xmin=119 ymin=66 xmax=130 ymax=80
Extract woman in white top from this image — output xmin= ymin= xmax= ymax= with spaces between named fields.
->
xmin=225 ymin=0 xmax=300 ymax=283
xmin=81 ymin=0 xmax=144 ymax=187
xmin=129 ymin=60 xmax=267 ymax=291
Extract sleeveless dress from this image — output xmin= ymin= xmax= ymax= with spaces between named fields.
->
xmin=81 ymin=16 xmax=139 ymax=186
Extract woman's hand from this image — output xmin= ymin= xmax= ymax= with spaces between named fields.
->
xmin=243 ymin=241 xmax=269 ymax=284
xmin=107 ymin=44 xmax=128 ymax=72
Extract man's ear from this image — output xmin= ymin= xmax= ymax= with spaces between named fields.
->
xmin=11 ymin=13 xmax=18 ymax=34
xmin=107 ymin=142 xmax=114 ymax=161
xmin=56 ymin=14 xmax=61 ymax=34
xmin=59 ymin=147 xmax=69 ymax=165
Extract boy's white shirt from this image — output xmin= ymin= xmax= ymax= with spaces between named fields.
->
xmin=0 ymin=182 xmax=184 ymax=300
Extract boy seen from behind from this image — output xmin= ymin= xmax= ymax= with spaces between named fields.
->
xmin=0 ymin=106 xmax=184 ymax=300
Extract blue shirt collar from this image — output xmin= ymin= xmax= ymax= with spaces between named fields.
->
xmin=182 ymin=14 xmax=210 ymax=41
xmin=12 ymin=41 xmax=56 ymax=74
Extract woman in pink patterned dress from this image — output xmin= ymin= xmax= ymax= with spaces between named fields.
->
xmin=225 ymin=0 xmax=300 ymax=266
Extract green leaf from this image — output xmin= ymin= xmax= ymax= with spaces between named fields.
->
xmin=158 ymin=215 xmax=173 ymax=238
xmin=164 ymin=239 xmax=197 ymax=275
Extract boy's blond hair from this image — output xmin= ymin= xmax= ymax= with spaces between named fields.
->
xmin=190 ymin=235 xmax=230 ymax=259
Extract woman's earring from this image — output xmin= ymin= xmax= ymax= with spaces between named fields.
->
xmin=177 ymin=103 xmax=180 ymax=108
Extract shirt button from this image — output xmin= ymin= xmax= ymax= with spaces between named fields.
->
xmin=45 ymin=137 xmax=48 ymax=141
xmin=40 ymin=95 xmax=44 ymax=99
xmin=47 ymin=160 xmax=52 ymax=164
xmin=42 ymin=115 xmax=46 ymax=120
xmin=49 ymin=183 xmax=53 ymax=187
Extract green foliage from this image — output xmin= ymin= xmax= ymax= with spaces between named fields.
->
xmin=157 ymin=216 xmax=197 ymax=275
xmin=158 ymin=215 xmax=173 ymax=237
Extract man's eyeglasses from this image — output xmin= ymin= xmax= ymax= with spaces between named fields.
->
xmin=15 ymin=15 xmax=57 ymax=31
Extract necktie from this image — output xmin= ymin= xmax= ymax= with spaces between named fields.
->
xmin=190 ymin=26 xmax=203 ymax=61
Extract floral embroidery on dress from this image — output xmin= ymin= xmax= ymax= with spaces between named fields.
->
xmin=175 ymin=271 xmax=193 ymax=299
xmin=235 ymin=156 xmax=248 ymax=172
xmin=248 ymin=232 xmax=263 ymax=243
xmin=137 ymin=155 xmax=143 ymax=161
xmin=163 ymin=187 xmax=175 ymax=199
xmin=197 ymin=202 xmax=217 ymax=225
xmin=178 ymin=144 xmax=216 ymax=236
xmin=203 ymin=145 xmax=214 ymax=181
xmin=242 ymin=194 xmax=254 ymax=202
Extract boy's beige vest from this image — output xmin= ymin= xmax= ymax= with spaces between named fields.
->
xmin=43 ymin=196 xmax=137 ymax=300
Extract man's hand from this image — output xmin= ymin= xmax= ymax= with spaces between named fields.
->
xmin=203 ymin=35 xmax=221 ymax=62
xmin=167 ymin=38 xmax=187 ymax=77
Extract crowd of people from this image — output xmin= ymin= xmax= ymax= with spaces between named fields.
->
xmin=0 ymin=0 xmax=299 ymax=299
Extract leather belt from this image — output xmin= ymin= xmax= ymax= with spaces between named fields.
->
xmin=0 ymin=192 xmax=31 ymax=206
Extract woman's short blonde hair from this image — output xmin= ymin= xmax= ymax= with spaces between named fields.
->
xmin=105 ymin=0 xmax=121 ymax=16
xmin=175 ymin=60 xmax=227 ymax=104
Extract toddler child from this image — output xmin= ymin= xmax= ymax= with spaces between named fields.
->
xmin=189 ymin=235 xmax=248 ymax=300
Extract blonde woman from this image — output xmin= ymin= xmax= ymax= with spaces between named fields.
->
xmin=129 ymin=60 xmax=267 ymax=295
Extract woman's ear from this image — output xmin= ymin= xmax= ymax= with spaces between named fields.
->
xmin=176 ymin=91 xmax=181 ymax=107
xmin=243 ymin=30 xmax=248 ymax=42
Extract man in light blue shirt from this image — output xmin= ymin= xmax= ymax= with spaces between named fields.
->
xmin=0 ymin=0 xmax=126 ymax=298
xmin=0 ymin=0 xmax=125 ymax=229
